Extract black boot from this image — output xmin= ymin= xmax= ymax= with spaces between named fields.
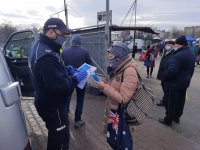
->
xmin=173 ymin=118 xmax=180 ymax=124
xmin=159 ymin=118 xmax=172 ymax=127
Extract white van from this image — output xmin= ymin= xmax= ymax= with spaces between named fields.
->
xmin=123 ymin=39 xmax=145 ymax=52
xmin=0 ymin=50 xmax=32 ymax=150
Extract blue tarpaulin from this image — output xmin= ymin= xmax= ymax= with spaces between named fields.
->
xmin=185 ymin=35 xmax=196 ymax=43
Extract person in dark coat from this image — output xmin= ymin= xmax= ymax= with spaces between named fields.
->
xmin=132 ymin=43 xmax=137 ymax=59
xmin=29 ymin=18 xmax=87 ymax=150
xmin=196 ymin=44 xmax=200 ymax=65
xmin=61 ymin=34 xmax=93 ymax=129
xmin=156 ymin=41 xmax=175 ymax=106
xmin=159 ymin=35 xmax=195 ymax=127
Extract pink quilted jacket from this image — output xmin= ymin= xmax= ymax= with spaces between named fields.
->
xmin=103 ymin=55 xmax=138 ymax=110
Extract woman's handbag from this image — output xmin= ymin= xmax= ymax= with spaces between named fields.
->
xmin=144 ymin=59 xmax=152 ymax=67
xmin=123 ymin=71 xmax=155 ymax=126
xmin=106 ymin=105 xmax=133 ymax=150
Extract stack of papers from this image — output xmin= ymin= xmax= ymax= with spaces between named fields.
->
xmin=77 ymin=63 xmax=97 ymax=89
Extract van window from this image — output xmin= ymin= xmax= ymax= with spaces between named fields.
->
xmin=4 ymin=31 xmax=35 ymax=58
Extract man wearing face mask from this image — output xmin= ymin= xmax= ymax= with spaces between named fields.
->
xmin=157 ymin=41 xmax=175 ymax=106
xmin=29 ymin=18 xmax=87 ymax=150
xmin=159 ymin=35 xmax=195 ymax=127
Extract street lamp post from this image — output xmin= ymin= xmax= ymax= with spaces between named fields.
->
xmin=133 ymin=0 xmax=137 ymax=45
xmin=105 ymin=0 xmax=110 ymax=49
xmin=64 ymin=0 xmax=69 ymax=27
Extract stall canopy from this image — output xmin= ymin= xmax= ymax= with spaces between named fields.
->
xmin=185 ymin=35 xmax=196 ymax=43
xmin=110 ymin=25 xmax=158 ymax=34
xmin=71 ymin=24 xmax=158 ymax=34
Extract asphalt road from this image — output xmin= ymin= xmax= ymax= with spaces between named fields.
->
xmin=21 ymin=53 xmax=200 ymax=150
xmin=136 ymin=54 xmax=200 ymax=145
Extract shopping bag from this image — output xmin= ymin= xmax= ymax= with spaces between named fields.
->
xmin=139 ymin=53 xmax=146 ymax=61
xmin=106 ymin=106 xmax=133 ymax=150
xmin=144 ymin=59 xmax=152 ymax=67
xmin=123 ymin=71 xmax=155 ymax=126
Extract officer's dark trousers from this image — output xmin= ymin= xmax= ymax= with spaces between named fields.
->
xmin=67 ymin=85 xmax=86 ymax=122
xmin=35 ymin=102 xmax=70 ymax=150
xmin=164 ymin=87 xmax=187 ymax=122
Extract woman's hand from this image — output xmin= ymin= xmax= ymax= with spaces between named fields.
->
xmin=96 ymin=81 xmax=106 ymax=89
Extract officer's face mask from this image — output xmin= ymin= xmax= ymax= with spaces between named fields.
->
xmin=55 ymin=34 xmax=66 ymax=46
xmin=53 ymin=30 xmax=66 ymax=46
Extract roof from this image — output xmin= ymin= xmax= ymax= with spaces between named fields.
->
xmin=110 ymin=25 xmax=158 ymax=34
xmin=70 ymin=24 xmax=158 ymax=34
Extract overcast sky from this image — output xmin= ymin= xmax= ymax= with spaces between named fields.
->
xmin=0 ymin=0 xmax=199 ymax=30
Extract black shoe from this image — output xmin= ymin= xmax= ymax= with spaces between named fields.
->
xmin=159 ymin=118 xmax=172 ymax=127
xmin=156 ymin=102 xmax=164 ymax=106
xmin=173 ymin=118 xmax=180 ymax=124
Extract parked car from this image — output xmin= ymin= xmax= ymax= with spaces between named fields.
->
xmin=0 ymin=50 xmax=32 ymax=150
xmin=123 ymin=39 xmax=145 ymax=53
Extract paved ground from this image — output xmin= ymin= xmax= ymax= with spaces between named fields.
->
xmin=21 ymin=54 xmax=200 ymax=150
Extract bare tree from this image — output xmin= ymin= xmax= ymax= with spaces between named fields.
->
xmin=162 ymin=31 xmax=170 ymax=40
xmin=170 ymin=26 xmax=184 ymax=39
xmin=0 ymin=22 xmax=17 ymax=44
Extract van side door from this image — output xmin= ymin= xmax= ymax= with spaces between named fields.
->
xmin=2 ymin=28 xmax=39 ymax=96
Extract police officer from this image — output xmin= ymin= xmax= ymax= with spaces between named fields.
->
xmin=29 ymin=18 xmax=87 ymax=150
xmin=132 ymin=42 xmax=137 ymax=59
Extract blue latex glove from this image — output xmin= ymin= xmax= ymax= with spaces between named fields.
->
xmin=92 ymin=73 xmax=100 ymax=82
xmin=74 ymin=71 xmax=87 ymax=83
xmin=66 ymin=65 xmax=80 ymax=75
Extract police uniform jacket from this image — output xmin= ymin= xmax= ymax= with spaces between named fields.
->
xmin=29 ymin=34 xmax=77 ymax=107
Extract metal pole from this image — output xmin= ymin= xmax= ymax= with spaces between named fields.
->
xmin=64 ymin=0 xmax=69 ymax=27
xmin=133 ymin=0 xmax=137 ymax=44
xmin=135 ymin=0 xmax=137 ymax=26
xmin=105 ymin=0 xmax=110 ymax=49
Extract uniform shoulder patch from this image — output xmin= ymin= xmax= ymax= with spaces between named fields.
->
xmin=45 ymin=49 xmax=52 ymax=53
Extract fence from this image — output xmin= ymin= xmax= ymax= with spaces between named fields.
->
xmin=63 ymin=26 xmax=108 ymax=78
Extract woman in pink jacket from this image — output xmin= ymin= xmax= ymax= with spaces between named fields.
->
xmin=96 ymin=43 xmax=138 ymax=141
